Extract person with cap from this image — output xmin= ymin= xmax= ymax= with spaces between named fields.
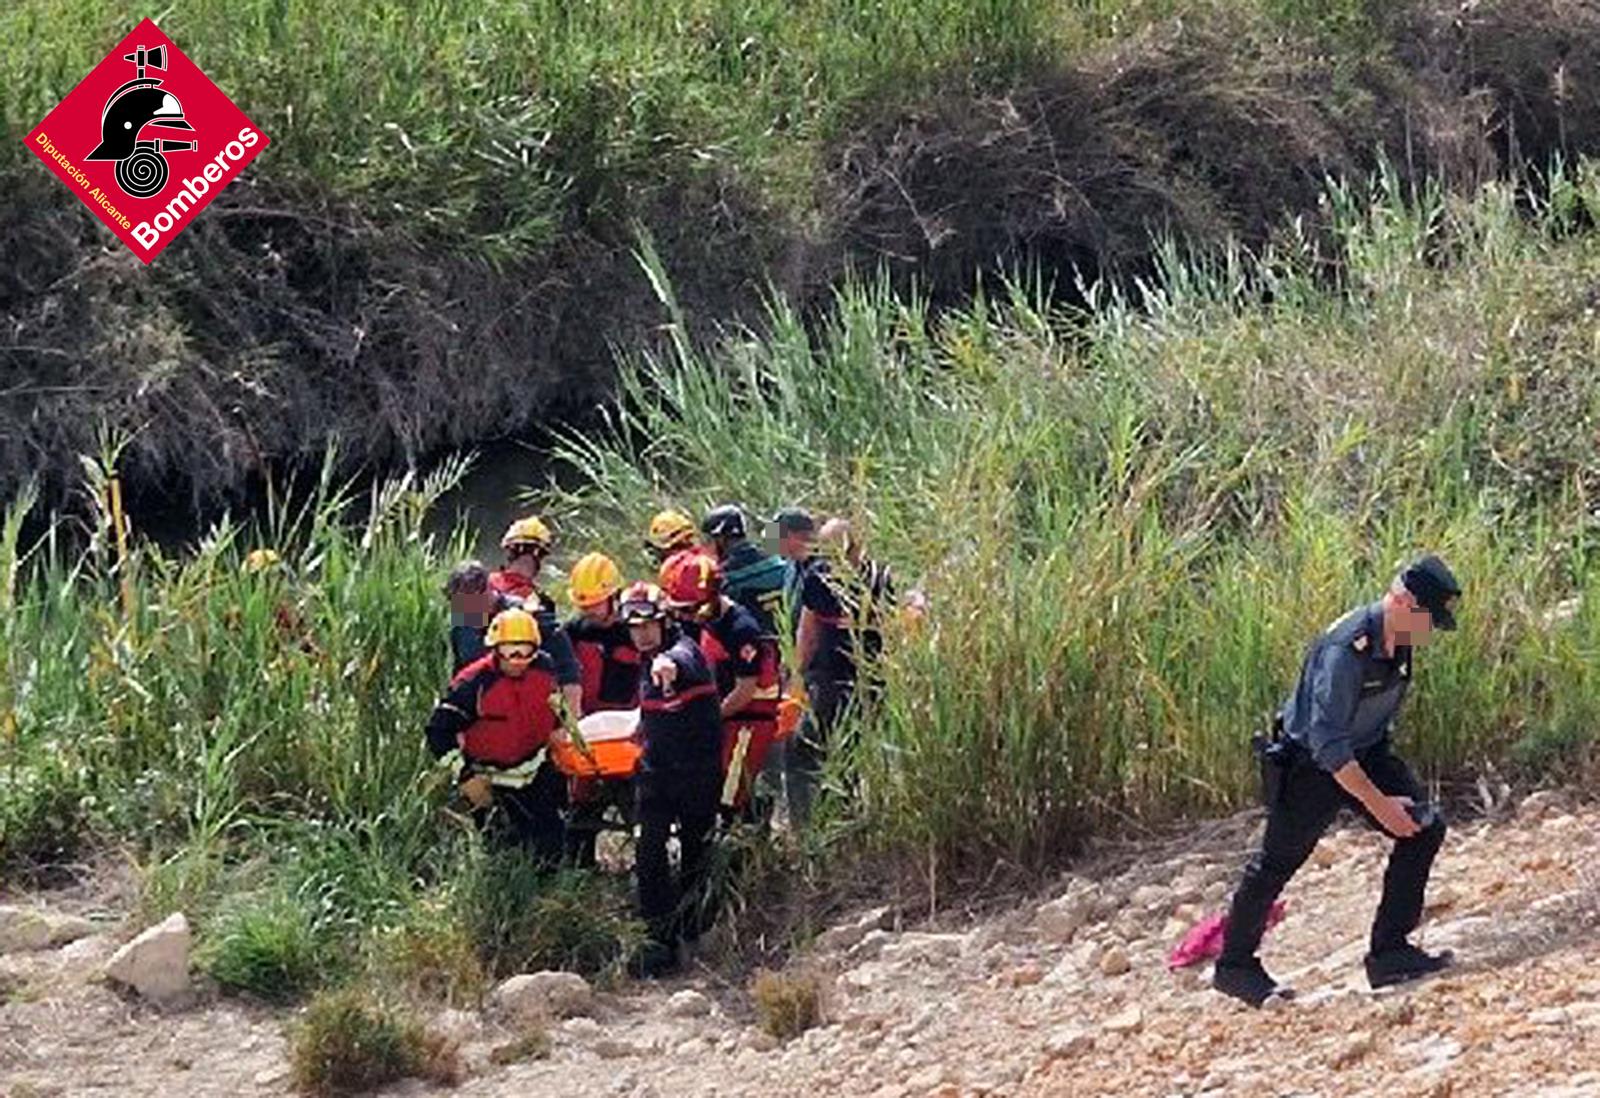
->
xmin=773 ymin=507 xmax=819 ymax=640
xmin=788 ymin=517 xmax=898 ymax=825
xmin=444 ymin=560 xmax=500 ymax=673
xmin=700 ymin=504 xmax=787 ymax=638
xmin=488 ymin=516 xmax=583 ymax=717
xmin=423 ymin=607 xmax=569 ymax=863
xmin=563 ymin=552 xmax=641 ymax=866
xmin=617 ymin=581 xmax=723 ymax=977
xmin=1213 ymin=554 xmax=1463 ymax=1008
xmin=644 ymin=509 xmax=698 ymax=567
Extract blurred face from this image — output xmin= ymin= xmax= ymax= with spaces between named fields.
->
xmin=778 ymin=529 xmax=815 ymax=562
xmin=505 ymin=546 xmax=545 ymax=576
xmin=451 ymin=588 xmax=495 ymax=619
xmin=1391 ymin=590 xmax=1435 ymax=647
xmin=580 ymin=598 xmax=615 ymax=626
xmin=496 ymin=642 xmax=538 ymax=676
xmin=628 ymin=620 xmax=664 ymax=653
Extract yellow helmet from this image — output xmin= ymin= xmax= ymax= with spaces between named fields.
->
xmin=646 ymin=509 xmax=696 ymax=554
xmin=568 ymin=552 xmax=623 ymax=608
xmin=501 ymin=516 xmax=553 ymax=552
xmin=242 ymin=548 xmax=282 ymax=575
xmin=485 ymin=608 xmax=541 ymax=648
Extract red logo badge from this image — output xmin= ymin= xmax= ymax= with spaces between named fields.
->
xmin=23 ymin=19 xmax=269 ymax=264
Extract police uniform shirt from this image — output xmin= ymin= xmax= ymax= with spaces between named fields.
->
xmin=1281 ymin=601 xmax=1413 ymax=772
xmin=801 ymin=557 xmax=894 ymax=680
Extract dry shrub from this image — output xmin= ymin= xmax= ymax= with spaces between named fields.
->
xmin=289 ymin=987 xmax=462 ymax=1096
xmin=372 ymin=912 xmax=486 ymax=1009
xmin=750 ymin=967 xmax=824 ymax=1041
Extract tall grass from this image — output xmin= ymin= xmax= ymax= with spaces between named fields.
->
xmin=551 ymin=162 xmax=1600 ymax=873
xmin=2 ymin=0 xmax=1394 ymax=258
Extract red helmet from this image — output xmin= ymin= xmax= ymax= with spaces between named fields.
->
xmin=658 ymin=549 xmax=721 ymax=612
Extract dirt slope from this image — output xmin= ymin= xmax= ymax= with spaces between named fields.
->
xmin=2 ymin=793 xmax=1597 ymax=1097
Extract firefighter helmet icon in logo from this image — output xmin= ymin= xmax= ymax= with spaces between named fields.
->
xmin=23 ymin=18 xmax=269 ymax=263
xmin=86 ymin=44 xmax=198 ymax=200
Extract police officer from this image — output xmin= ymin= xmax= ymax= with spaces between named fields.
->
xmin=772 ymin=508 xmax=817 ymax=636
xmin=1213 ymin=555 xmax=1462 ymax=1007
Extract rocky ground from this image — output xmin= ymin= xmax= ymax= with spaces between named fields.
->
xmin=3 ymin=791 xmax=1597 ymax=1098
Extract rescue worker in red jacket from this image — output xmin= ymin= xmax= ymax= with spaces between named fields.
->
xmin=565 ymin=553 xmax=641 ymax=714
xmin=424 ymin=607 xmax=567 ymax=864
xmin=489 ymin=516 xmax=583 ymax=718
xmin=659 ymin=549 xmax=782 ymax=819
xmin=563 ymin=552 xmax=640 ymax=866
xmin=618 ymin=582 xmax=723 ymax=977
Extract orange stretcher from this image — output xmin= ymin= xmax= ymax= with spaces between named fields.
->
xmin=551 ymin=693 xmax=806 ymax=799
xmin=550 ymin=709 xmax=643 ymax=781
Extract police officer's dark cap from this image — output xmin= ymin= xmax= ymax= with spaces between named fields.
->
xmin=1401 ymin=554 xmax=1461 ymax=630
xmin=773 ymin=507 xmax=815 ymax=535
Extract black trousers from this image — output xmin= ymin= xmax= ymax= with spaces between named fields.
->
xmin=1220 ymin=741 xmax=1447 ymax=964
xmin=785 ymin=675 xmax=855 ymax=826
xmin=635 ymin=766 xmax=720 ymax=947
xmin=471 ymin=761 xmax=567 ymax=866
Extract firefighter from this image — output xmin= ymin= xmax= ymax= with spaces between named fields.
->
xmin=618 ymin=582 xmax=722 ymax=977
xmin=700 ymin=504 xmax=787 ymax=638
xmin=644 ymin=509 xmax=698 ymax=566
xmin=489 ymin=516 xmax=583 ymax=716
xmin=423 ymin=607 xmax=568 ymax=864
xmin=659 ymin=549 xmax=782 ymax=820
xmin=563 ymin=552 xmax=641 ymax=866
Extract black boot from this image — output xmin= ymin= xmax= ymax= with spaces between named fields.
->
xmin=1213 ymin=958 xmax=1294 ymax=1008
xmin=1365 ymin=943 xmax=1454 ymax=989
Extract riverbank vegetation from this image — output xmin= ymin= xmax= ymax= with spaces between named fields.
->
xmin=5 ymin=166 xmax=1600 ymax=1010
xmin=5 ymin=0 xmax=1598 ymax=504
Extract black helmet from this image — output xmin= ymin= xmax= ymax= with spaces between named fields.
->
xmin=87 ymin=84 xmax=194 ymax=163
xmin=700 ymin=504 xmax=747 ymax=540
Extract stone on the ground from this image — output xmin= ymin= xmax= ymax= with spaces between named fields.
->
xmin=1034 ymin=892 xmax=1093 ymax=943
xmin=1332 ymin=1031 xmax=1375 ymax=1068
xmin=1102 ymin=1006 xmax=1142 ymax=1034
xmin=1098 ymin=945 xmax=1132 ymax=977
xmin=1128 ymin=884 xmax=1168 ymax=910
xmin=879 ymin=932 xmax=965 ymax=965
xmin=1518 ymin=790 xmax=1564 ymax=821
xmin=104 ymin=912 xmax=192 ymax=1004
xmin=0 ymin=907 xmax=91 ymax=953
xmin=742 ymin=1028 xmax=780 ymax=1053
xmin=668 ymin=988 xmax=713 ymax=1018
xmin=562 ymin=1016 xmax=604 ymax=1041
xmin=816 ymin=906 xmax=892 ymax=954
xmin=0 ymin=906 xmax=53 ymax=952
xmin=1045 ymin=1026 xmax=1093 ymax=1058
xmin=490 ymin=970 xmax=594 ymax=1020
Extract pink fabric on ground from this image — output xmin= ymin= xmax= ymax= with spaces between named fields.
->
xmin=1166 ymin=899 xmax=1287 ymax=970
